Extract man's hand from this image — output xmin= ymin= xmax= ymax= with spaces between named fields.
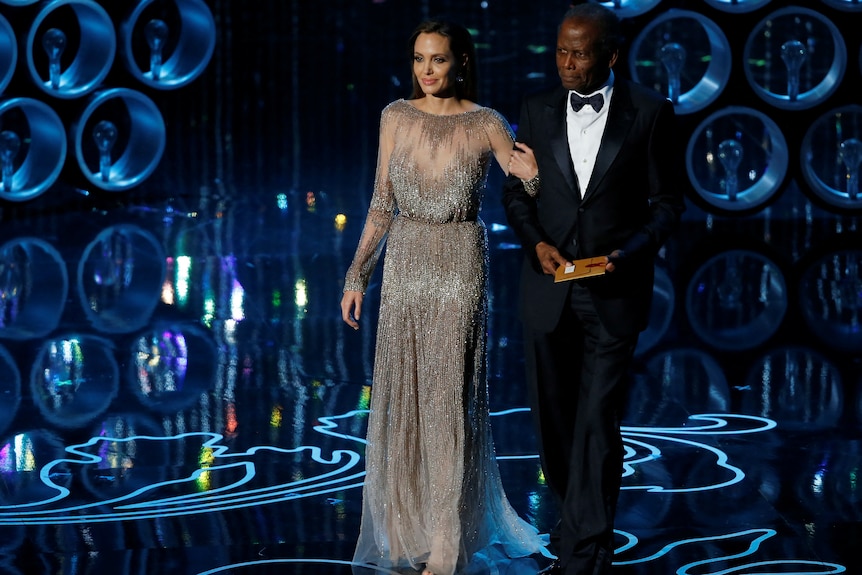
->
xmin=605 ymin=249 xmax=625 ymax=273
xmin=341 ymin=290 xmax=363 ymax=330
xmin=535 ymin=241 xmax=571 ymax=276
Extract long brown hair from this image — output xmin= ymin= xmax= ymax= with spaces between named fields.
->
xmin=407 ymin=19 xmax=478 ymax=102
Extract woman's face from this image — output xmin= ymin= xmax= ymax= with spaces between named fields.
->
xmin=413 ymin=32 xmax=459 ymax=98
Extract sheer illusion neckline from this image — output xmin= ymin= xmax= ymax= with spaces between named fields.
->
xmin=400 ymin=99 xmax=485 ymax=117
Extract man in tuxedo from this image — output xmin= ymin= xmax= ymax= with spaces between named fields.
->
xmin=502 ymin=4 xmax=685 ymax=574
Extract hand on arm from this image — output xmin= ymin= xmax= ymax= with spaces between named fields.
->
xmin=508 ymin=142 xmax=538 ymax=180
xmin=502 ymin=102 xmax=548 ymax=252
xmin=509 ymin=142 xmax=540 ymax=197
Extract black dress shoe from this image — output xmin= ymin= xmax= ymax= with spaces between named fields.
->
xmin=537 ymin=559 xmax=561 ymax=574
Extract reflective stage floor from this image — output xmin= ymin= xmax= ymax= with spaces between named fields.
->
xmin=0 ymin=179 xmax=859 ymax=575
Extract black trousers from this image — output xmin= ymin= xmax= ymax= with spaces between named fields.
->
xmin=524 ymin=283 xmax=638 ymax=575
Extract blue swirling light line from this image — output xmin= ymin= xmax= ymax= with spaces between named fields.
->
xmin=612 ymin=527 xmax=846 ymax=574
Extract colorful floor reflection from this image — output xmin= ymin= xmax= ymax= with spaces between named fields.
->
xmin=0 ymin=186 xmax=858 ymax=574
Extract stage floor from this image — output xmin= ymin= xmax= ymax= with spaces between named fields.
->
xmin=0 ymin=177 xmax=858 ymax=574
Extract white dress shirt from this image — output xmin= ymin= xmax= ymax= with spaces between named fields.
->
xmin=567 ymin=70 xmax=614 ymax=197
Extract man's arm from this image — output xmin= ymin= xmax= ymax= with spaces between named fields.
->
xmin=616 ymin=98 xmax=686 ymax=265
xmin=502 ymin=99 xmax=550 ymax=256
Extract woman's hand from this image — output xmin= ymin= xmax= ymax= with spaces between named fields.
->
xmin=508 ymin=141 xmax=538 ymax=180
xmin=341 ymin=290 xmax=363 ymax=330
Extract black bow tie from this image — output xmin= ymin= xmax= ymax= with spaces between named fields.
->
xmin=570 ymin=92 xmax=604 ymax=113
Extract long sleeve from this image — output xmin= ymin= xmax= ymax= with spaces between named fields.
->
xmin=483 ymin=108 xmax=516 ymax=174
xmin=343 ymin=107 xmax=397 ymax=294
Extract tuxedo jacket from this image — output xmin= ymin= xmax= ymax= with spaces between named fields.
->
xmin=502 ymin=78 xmax=685 ymax=337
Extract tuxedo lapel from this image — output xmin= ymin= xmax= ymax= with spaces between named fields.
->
xmin=583 ymin=81 xmax=635 ymax=202
xmin=543 ymin=90 xmax=579 ymax=198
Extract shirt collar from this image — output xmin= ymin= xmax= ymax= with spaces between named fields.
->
xmin=569 ymin=69 xmax=615 ymax=103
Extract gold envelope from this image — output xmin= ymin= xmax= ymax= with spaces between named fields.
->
xmin=554 ymin=256 xmax=608 ymax=283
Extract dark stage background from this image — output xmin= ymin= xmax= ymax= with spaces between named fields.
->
xmin=0 ymin=1 xmax=859 ymax=574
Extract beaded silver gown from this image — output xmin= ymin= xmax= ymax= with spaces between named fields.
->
xmin=344 ymin=99 xmax=548 ymax=575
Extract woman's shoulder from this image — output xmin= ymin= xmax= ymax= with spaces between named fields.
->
xmin=459 ymin=100 xmax=501 ymax=119
xmin=473 ymin=105 xmax=513 ymax=131
xmin=377 ymin=100 xmax=415 ymax=128
xmin=476 ymin=105 xmax=508 ymax=121
xmin=381 ymin=98 xmax=406 ymax=113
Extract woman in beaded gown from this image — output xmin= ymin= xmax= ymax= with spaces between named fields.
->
xmin=341 ymin=19 xmax=549 ymax=575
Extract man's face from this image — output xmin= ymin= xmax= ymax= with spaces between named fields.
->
xmin=556 ymin=17 xmax=617 ymax=94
